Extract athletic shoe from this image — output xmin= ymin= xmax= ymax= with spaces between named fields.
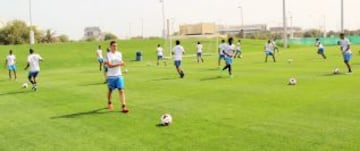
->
xmin=180 ymin=72 xmax=185 ymax=78
xmin=121 ymin=107 xmax=129 ymax=113
xmin=108 ymin=104 xmax=114 ymax=110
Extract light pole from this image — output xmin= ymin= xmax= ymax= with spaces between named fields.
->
xmin=288 ymin=11 xmax=293 ymax=39
xmin=29 ymin=0 xmax=35 ymax=47
xmin=341 ymin=0 xmax=344 ymax=32
xmin=160 ymin=0 xmax=166 ymax=39
xmin=237 ymin=6 xmax=244 ymax=26
xmin=282 ymin=0 xmax=288 ymax=48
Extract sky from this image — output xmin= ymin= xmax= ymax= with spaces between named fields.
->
xmin=1 ymin=0 xmax=359 ymax=40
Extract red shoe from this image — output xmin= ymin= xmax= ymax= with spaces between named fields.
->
xmin=108 ymin=104 xmax=113 ymax=110
xmin=121 ymin=107 xmax=129 ymax=113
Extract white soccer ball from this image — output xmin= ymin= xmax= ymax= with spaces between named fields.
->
xmin=333 ymin=68 xmax=340 ymax=74
xmin=289 ymin=78 xmax=297 ymax=85
xmin=22 ymin=83 xmax=28 ymax=88
xmin=160 ymin=114 xmax=172 ymax=126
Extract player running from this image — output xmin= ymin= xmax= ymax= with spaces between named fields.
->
xmin=264 ymin=40 xmax=276 ymax=63
xmin=156 ymin=44 xmax=166 ymax=66
xmin=4 ymin=49 xmax=17 ymax=80
xmin=221 ymin=37 xmax=235 ymax=77
xmin=24 ymin=49 xmax=43 ymax=91
xmin=315 ymin=38 xmax=327 ymax=59
xmin=234 ymin=40 xmax=242 ymax=58
xmin=104 ymin=41 xmax=128 ymax=113
xmin=172 ymin=40 xmax=185 ymax=78
xmin=218 ymin=39 xmax=226 ymax=67
xmin=271 ymin=39 xmax=279 ymax=54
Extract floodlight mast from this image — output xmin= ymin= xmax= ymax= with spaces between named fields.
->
xmin=29 ymin=0 xmax=35 ymax=47
xmin=282 ymin=0 xmax=288 ymax=48
xmin=341 ymin=0 xmax=344 ymax=32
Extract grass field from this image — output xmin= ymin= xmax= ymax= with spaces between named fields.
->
xmin=1 ymin=38 xmax=360 ymax=151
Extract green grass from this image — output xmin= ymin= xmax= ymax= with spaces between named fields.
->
xmin=1 ymin=39 xmax=360 ymax=151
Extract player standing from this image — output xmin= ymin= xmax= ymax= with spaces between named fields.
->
xmin=172 ymin=40 xmax=185 ymax=78
xmin=234 ymin=40 xmax=242 ymax=58
xmin=265 ymin=40 xmax=276 ymax=63
xmin=104 ymin=41 xmax=128 ymax=112
xmin=196 ymin=42 xmax=204 ymax=63
xmin=4 ymin=50 xmax=17 ymax=80
xmin=218 ymin=39 xmax=226 ymax=67
xmin=96 ymin=45 xmax=104 ymax=71
xmin=156 ymin=44 xmax=166 ymax=66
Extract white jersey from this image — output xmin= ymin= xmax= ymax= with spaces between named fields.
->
xmin=157 ymin=47 xmax=163 ymax=56
xmin=265 ymin=43 xmax=272 ymax=52
xmin=236 ymin=42 xmax=241 ymax=50
xmin=219 ymin=43 xmax=226 ymax=55
xmin=173 ymin=45 xmax=185 ymax=61
xmin=340 ymin=38 xmax=351 ymax=53
xmin=197 ymin=44 xmax=203 ymax=53
xmin=316 ymin=41 xmax=324 ymax=49
xmin=223 ymin=44 xmax=235 ymax=57
xmin=96 ymin=49 xmax=103 ymax=59
xmin=106 ymin=51 xmax=123 ymax=77
xmin=6 ymin=54 xmax=16 ymax=65
xmin=271 ymin=41 xmax=277 ymax=48
xmin=27 ymin=53 xmax=42 ymax=72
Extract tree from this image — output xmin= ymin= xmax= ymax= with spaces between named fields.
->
xmin=104 ymin=32 xmax=117 ymax=41
xmin=0 ymin=20 xmax=42 ymax=45
xmin=57 ymin=34 xmax=69 ymax=43
xmin=41 ymin=29 xmax=56 ymax=43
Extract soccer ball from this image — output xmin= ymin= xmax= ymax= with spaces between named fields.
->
xmin=333 ymin=68 xmax=340 ymax=74
xmin=288 ymin=78 xmax=297 ymax=85
xmin=124 ymin=68 xmax=128 ymax=73
xmin=22 ymin=83 xmax=28 ymax=88
xmin=160 ymin=114 xmax=172 ymax=126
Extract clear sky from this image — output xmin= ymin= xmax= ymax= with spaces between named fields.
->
xmin=1 ymin=0 xmax=359 ymax=40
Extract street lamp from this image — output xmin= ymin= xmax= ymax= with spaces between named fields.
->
xmin=237 ymin=6 xmax=244 ymax=26
xmin=341 ymin=0 xmax=344 ymax=32
xmin=29 ymin=0 xmax=34 ymax=47
xmin=160 ymin=0 xmax=166 ymax=39
xmin=282 ymin=0 xmax=288 ymax=48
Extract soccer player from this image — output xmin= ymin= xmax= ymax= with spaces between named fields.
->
xmin=4 ymin=49 xmax=17 ymax=80
xmin=234 ymin=40 xmax=242 ymax=58
xmin=315 ymin=38 xmax=327 ymax=59
xmin=218 ymin=39 xmax=226 ymax=67
xmin=96 ymin=45 xmax=104 ymax=71
xmin=172 ymin=40 xmax=185 ymax=78
xmin=24 ymin=49 xmax=43 ymax=91
xmin=156 ymin=44 xmax=166 ymax=66
xmin=104 ymin=41 xmax=128 ymax=113
xmin=103 ymin=48 xmax=110 ymax=83
xmin=264 ymin=40 xmax=276 ymax=63
xmin=221 ymin=37 xmax=235 ymax=77
xmin=339 ymin=33 xmax=352 ymax=73
xmin=196 ymin=42 xmax=204 ymax=63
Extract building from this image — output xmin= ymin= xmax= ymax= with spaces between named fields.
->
xmin=83 ymin=26 xmax=104 ymax=41
xmin=179 ymin=23 xmax=217 ymax=36
xmin=269 ymin=26 xmax=302 ymax=39
xmin=218 ymin=24 xmax=268 ymax=35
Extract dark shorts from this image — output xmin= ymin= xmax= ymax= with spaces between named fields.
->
xmin=197 ymin=52 xmax=202 ymax=57
xmin=28 ymin=71 xmax=39 ymax=79
xmin=174 ymin=60 xmax=181 ymax=68
xmin=157 ymin=55 xmax=163 ymax=60
xmin=318 ymin=48 xmax=325 ymax=54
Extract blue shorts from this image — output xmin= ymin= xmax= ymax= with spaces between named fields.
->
xmin=236 ymin=49 xmax=241 ymax=53
xmin=197 ymin=52 xmax=202 ymax=57
xmin=174 ymin=60 xmax=181 ymax=68
xmin=28 ymin=71 xmax=39 ymax=79
xmin=219 ymin=54 xmax=225 ymax=60
xmin=157 ymin=55 xmax=163 ymax=60
xmin=98 ymin=58 xmax=104 ymax=63
xmin=8 ymin=65 xmax=16 ymax=71
xmin=344 ymin=53 xmax=352 ymax=62
xmin=224 ymin=57 xmax=233 ymax=65
xmin=266 ymin=51 xmax=274 ymax=56
xmin=107 ymin=76 xmax=125 ymax=91
xmin=318 ymin=48 xmax=324 ymax=54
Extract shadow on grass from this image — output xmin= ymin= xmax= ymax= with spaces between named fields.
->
xmin=156 ymin=123 xmax=170 ymax=127
xmin=0 ymin=90 xmax=33 ymax=96
xmin=51 ymin=107 xmax=109 ymax=119
xmin=151 ymin=77 xmax=177 ymax=81
xmin=200 ymin=76 xmax=222 ymax=81
xmin=79 ymin=82 xmax=106 ymax=86
xmin=321 ymin=73 xmax=347 ymax=76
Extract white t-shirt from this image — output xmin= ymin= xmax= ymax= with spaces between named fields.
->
xmin=236 ymin=42 xmax=241 ymax=50
xmin=96 ymin=49 xmax=103 ymax=59
xmin=106 ymin=51 xmax=123 ymax=77
xmin=340 ymin=38 xmax=351 ymax=53
xmin=27 ymin=53 xmax=42 ymax=72
xmin=219 ymin=43 xmax=226 ymax=55
xmin=197 ymin=44 xmax=203 ymax=53
xmin=316 ymin=41 xmax=324 ymax=49
xmin=265 ymin=43 xmax=272 ymax=52
xmin=6 ymin=54 xmax=16 ymax=65
xmin=157 ymin=47 xmax=163 ymax=56
xmin=223 ymin=44 xmax=234 ymax=58
xmin=173 ymin=45 xmax=184 ymax=61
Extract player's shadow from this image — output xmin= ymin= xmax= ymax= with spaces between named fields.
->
xmin=0 ymin=90 xmax=32 ymax=96
xmin=321 ymin=73 xmax=346 ymax=76
xmin=200 ymin=76 xmax=222 ymax=81
xmin=156 ymin=123 xmax=169 ymax=127
xmin=50 ymin=108 xmax=109 ymax=119
xmin=151 ymin=77 xmax=177 ymax=81
xmin=79 ymin=82 xmax=106 ymax=86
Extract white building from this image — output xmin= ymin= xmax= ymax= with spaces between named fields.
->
xmin=83 ymin=26 xmax=104 ymax=41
